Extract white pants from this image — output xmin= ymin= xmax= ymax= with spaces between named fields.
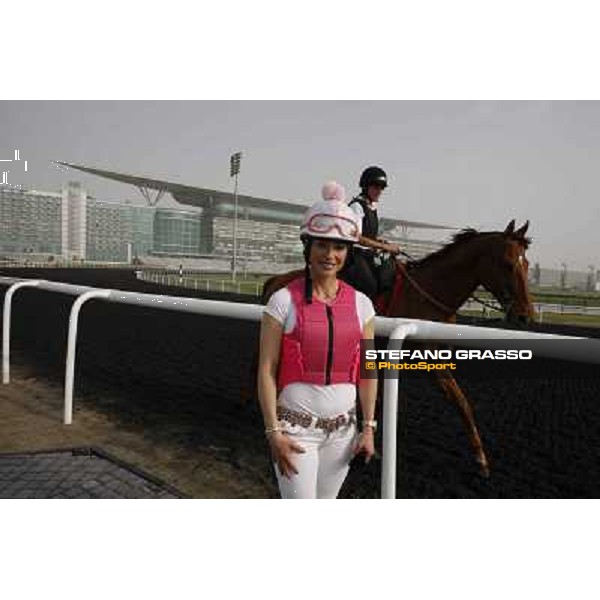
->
xmin=274 ymin=421 xmax=358 ymax=499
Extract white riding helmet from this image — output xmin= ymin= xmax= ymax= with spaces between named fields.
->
xmin=300 ymin=181 xmax=361 ymax=244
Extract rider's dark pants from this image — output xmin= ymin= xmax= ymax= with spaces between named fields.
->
xmin=343 ymin=249 xmax=378 ymax=297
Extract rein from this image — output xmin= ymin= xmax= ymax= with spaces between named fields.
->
xmin=390 ymin=254 xmax=511 ymax=318
xmin=395 ymin=259 xmax=456 ymax=317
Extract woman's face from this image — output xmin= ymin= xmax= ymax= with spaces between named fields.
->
xmin=309 ymin=238 xmax=349 ymax=277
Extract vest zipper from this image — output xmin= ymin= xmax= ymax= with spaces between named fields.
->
xmin=325 ymin=305 xmax=334 ymax=385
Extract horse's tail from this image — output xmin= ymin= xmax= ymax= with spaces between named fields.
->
xmin=261 ymin=269 xmax=304 ymax=304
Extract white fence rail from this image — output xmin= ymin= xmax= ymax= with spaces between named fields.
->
xmin=534 ymin=303 xmax=600 ymax=319
xmin=136 ymin=274 xmax=600 ymax=313
xmin=136 ymin=270 xmax=264 ymax=296
xmin=461 ymin=298 xmax=600 ymax=320
xmin=0 ymin=260 xmax=133 ymax=269
xmin=1 ymin=275 xmax=598 ymax=499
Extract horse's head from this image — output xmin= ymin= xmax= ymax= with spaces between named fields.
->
xmin=476 ymin=219 xmax=534 ymax=327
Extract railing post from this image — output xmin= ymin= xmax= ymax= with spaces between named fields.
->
xmin=64 ymin=289 xmax=112 ymax=425
xmin=381 ymin=322 xmax=418 ymax=499
xmin=2 ymin=280 xmax=41 ymax=384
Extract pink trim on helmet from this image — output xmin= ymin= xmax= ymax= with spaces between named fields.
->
xmin=300 ymin=181 xmax=361 ymax=243
xmin=306 ymin=213 xmax=359 ymax=239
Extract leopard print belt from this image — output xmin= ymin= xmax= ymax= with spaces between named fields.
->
xmin=276 ymin=405 xmax=357 ymax=434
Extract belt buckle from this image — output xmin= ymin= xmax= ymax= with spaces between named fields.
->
xmin=317 ymin=412 xmax=349 ymax=434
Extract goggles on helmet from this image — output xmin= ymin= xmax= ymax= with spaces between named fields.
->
xmin=369 ymin=179 xmax=387 ymax=190
xmin=305 ymin=213 xmax=359 ymax=239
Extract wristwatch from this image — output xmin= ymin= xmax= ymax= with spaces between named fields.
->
xmin=362 ymin=420 xmax=378 ymax=432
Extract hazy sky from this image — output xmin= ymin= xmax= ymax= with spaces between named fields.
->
xmin=1 ymin=100 xmax=598 ymax=270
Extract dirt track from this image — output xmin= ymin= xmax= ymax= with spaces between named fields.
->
xmin=0 ymin=355 xmax=276 ymax=498
xmin=1 ymin=268 xmax=600 ymax=498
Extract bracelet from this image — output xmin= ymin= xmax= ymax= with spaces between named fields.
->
xmin=362 ymin=420 xmax=378 ymax=432
xmin=265 ymin=426 xmax=283 ymax=437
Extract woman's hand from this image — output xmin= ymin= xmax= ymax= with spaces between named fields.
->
xmin=269 ymin=432 xmax=306 ymax=479
xmin=353 ymin=429 xmax=376 ymax=464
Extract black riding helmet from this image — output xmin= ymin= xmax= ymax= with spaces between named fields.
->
xmin=359 ymin=166 xmax=387 ymax=191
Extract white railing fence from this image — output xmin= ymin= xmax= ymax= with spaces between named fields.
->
xmin=0 ymin=260 xmax=133 ymax=269
xmin=135 ymin=270 xmax=264 ymax=297
xmin=135 ymin=275 xmax=600 ymax=314
xmin=1 ymin=275 xmax=598 ymax=499
xmin=461 ymin=298 xmax=600 ymax=321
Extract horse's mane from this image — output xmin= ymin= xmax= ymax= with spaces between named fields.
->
xmin=414 ymin=227 xmax=532 ymax=268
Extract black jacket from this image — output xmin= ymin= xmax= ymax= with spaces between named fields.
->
xmin=349 ymin=195 xmax=379 ymax=239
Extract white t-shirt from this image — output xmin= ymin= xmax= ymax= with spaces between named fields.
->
xmin=264 ymin=285 xmax=376 ymax=417
xmin=349 ymin=200 xmax=365 ymax=221
xmin=349 ymin=198 xmax=378 ymax=250
xmin=349 ymin=197 xmax=379 ymax=221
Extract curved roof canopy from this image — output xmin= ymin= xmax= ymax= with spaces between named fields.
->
xmin=55 ymin=161 xmax=456 ymax=232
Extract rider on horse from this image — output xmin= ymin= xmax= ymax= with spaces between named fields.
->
xmin=343 ymin=166 xmax=402 ymax=298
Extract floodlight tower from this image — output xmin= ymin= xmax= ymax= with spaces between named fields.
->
xmin=588 ymin=265 xmax=595 ymax=292
xmin=230 ymin=151 xmax=243 ymax=280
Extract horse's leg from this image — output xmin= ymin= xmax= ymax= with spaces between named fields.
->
xmin=433 ymin=370 xmax=490 ymax=477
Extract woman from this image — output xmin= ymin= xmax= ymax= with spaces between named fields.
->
xmin=257 ymin=181 xmax=378 ymax=499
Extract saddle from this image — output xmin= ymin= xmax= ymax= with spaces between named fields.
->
xmin=375 ymin=253 xmax=397 ymax=293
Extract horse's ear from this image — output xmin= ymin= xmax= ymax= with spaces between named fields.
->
xmin=504 ymin=219 xmax=516 ymax=235
xmin=515 ymin=220 xmax=529 ymax=237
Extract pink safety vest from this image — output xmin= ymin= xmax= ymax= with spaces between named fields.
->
xmin=277 ymin=277 xmax=362 ymax=390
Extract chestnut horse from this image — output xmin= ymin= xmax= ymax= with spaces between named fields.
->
xmin=260 ymin=219 xmax=534 ymax=476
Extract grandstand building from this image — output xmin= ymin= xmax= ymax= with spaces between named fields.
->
xmin=0 ymin=185 xmax=308 ymax=265
xmin=55 ymin=162 xmax=457 ymax=265
xmin=0 ymin=187 xmax=63 ymax=256
xmin=1 ymin=185 xmax=151 ymax=262
xmin=62 ymin=181 xmax=87 ymax=260
xmin=153 ymin=209 xmax=202 ymax=257
xmin=1 ymin=162 xmax=456 ymax=269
